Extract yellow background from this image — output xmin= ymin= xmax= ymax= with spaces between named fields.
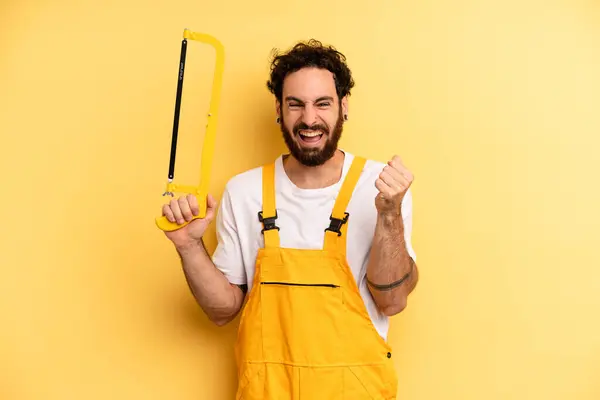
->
xmin=1 ymin=0 xmax=599 ymax=399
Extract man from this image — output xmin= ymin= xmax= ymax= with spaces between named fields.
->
xmin=161 ymin=39 xmax=418 ymax=399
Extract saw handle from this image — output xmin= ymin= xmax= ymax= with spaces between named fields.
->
xmin=155 ymin=194 xmax=208 ymax=232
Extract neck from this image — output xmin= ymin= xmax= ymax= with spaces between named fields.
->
xmin=283 ymin=149 xmax=345 ymax=189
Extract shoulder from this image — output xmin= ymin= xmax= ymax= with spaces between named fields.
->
xmin=363 ymin=157 xmax=387 ymax=178
xmin=223 ymin=164 xmax=263 ymax=197
xmin=350 ymin=153 xmax=414 ymax=209
xmin=218 ymin=162 xmax=271 ymax=220
xmin=345 ymin=152 xmax=386 ymax=187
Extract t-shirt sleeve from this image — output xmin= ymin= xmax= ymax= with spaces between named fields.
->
xmin=211 ymin=185 xmax=247 ymax=285
xmin=400 ymin=187 xmax=417 ymax=262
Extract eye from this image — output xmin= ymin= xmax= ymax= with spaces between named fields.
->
xmin=289 ymin=103 xmax=302 ymax=109
xmin=317 ymin=102 xmax=331 ymax=108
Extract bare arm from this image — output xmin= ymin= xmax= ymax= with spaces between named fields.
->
xmin=175 ymin=239 xmax=245 ymax=326
xmin=162 ymin=193 xmax=245 ymax=327
xmin=369 ymin=155 xmax=419 ymax=316
xmin=366 ymin=212 xmax=418 ymax=316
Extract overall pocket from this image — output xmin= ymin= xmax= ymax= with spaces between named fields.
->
xmin=261 ymin=281 xmax=339 ymax=288
xmin=260 ymin=280 xmax=346 ymax=366
xmin=344 ymin=363 xmax=398 ymax=399
xmin=235 ymin=362 xmax=265 ymax=400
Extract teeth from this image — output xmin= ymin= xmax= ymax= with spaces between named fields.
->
xmin=300 ymin=130 xmax=322 ymax=137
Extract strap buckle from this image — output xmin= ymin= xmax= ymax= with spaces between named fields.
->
xmin=258 ymin=211 xmax=279 ymax=233
xmin=325 ymin=212 xmax=349 ymax=236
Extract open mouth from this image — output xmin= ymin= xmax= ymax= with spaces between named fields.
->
xmin=298 ymin=130 xmax=324 ymax=144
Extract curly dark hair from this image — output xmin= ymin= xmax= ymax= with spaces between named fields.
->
xmin=266 ymin=39 xmax=355 ymax=103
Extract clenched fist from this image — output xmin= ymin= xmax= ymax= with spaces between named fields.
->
xmin=161 ymin=193 xmax=217 ymax=248
xmin=375 ymin=155 xmax=414 ymax=216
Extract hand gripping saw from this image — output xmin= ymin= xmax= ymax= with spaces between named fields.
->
xmin=155 ymin=28 xmax=225 ymax=232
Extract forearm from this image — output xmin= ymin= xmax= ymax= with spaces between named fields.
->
xmin=366 ymin=212 xmax=418 ymax=316
xmin=176 ymin=240 xmax=244 ymax=326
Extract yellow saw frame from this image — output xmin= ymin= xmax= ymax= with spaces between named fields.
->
xmin=155 ymin=28 xmax=225 ymax=232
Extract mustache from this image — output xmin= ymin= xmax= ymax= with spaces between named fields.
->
xmin=293 ymin=122 xmax=329 ymax=135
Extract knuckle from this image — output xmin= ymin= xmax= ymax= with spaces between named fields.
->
xmin=162 ymin=205 xmax=173 ymax=220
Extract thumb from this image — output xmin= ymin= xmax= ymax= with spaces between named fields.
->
xmin=205 ymin=194 xmax=217 ymax=219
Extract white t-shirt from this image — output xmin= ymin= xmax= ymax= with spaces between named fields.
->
xmin=211 ymin=150 xmax=416 ymax=340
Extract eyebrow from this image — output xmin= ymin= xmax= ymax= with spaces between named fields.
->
xmin=284 ymin=96 xmax=335 ymax=104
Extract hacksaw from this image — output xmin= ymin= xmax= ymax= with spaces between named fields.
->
xmin=155 ymin=28 xmax=225 ymax=232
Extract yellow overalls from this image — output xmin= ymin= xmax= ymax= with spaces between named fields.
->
xmin=234 ymin=156 xmax=398 ymax=399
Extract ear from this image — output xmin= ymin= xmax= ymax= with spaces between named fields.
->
xmin=341 ymin=96 xmax=349 ymax=118
xmin=275 ymin=99 xmax=281 ymax=118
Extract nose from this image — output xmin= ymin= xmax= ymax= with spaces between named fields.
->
xmin=300 ymin=104 xmax=318 ymax=126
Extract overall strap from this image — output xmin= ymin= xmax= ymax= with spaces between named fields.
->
xmin=323 ymin=156 xmax=367 ymax=254
xmin=259 ymin=162 xmax=280 ymax=248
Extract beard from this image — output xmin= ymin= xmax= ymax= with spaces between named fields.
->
xmin=279 ymin=107 xmax=344 ymax=167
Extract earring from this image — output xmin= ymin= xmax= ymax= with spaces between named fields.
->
xmin=344 ymin=114 xmax=348 ymax=121
xmin=276 ymin=117 xmax=280 ymax=123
